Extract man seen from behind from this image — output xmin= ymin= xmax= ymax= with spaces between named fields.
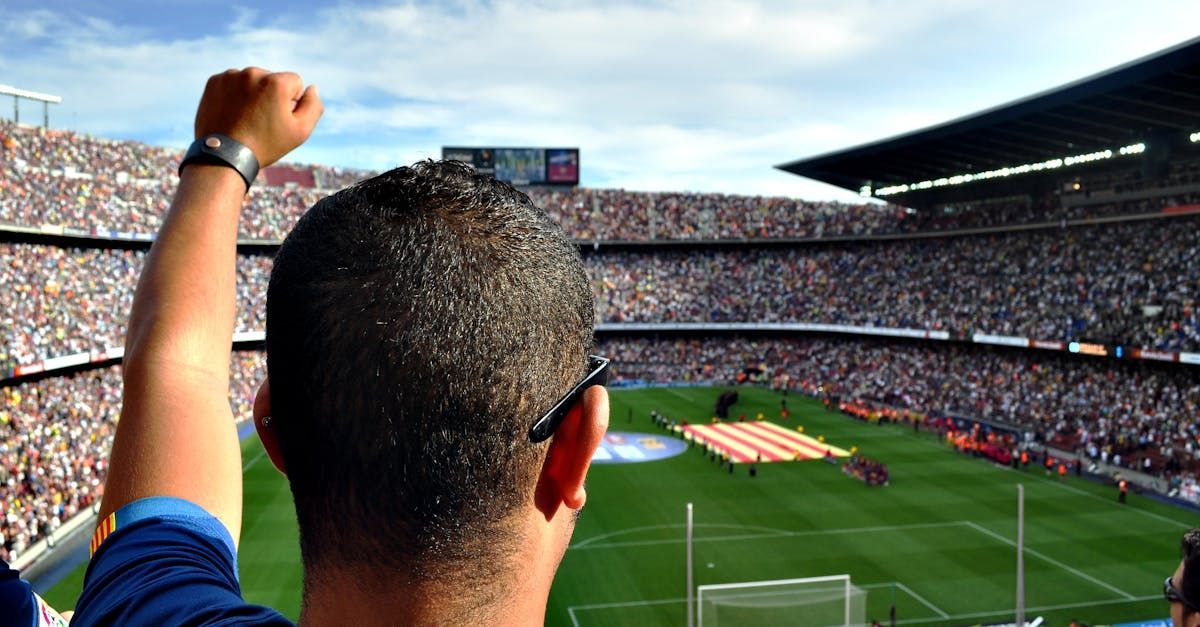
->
xmin=71 ymin=67 xmax=610 ymax=626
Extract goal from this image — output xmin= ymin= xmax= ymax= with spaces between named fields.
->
xmin=696 ymin=574 xmax=867 ymax=627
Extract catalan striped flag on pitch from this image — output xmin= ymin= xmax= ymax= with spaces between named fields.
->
xmin=676 ymin=421 xmax=850 ymax=463
xmin=89 ymin=512 xmax=117 ymax=555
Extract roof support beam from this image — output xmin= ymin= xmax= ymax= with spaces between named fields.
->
xmin=1168 ymin=70 xmax=1200 ymax=83
xmin=871 ymin=156 xmax=943 ymax=182
xmin=980 ymin=127 xmax=1077 ymax=154
xmin=1071 ymin=103 xmax=1189 ymax=130
xmin=932 ymin=139 xmax=1026 ymax=166
xmin=1102 ymin=94 xmax=1200 ymax=123
xmin=1037 ymin=110 xmax=1131 ymax=136
xmin=1139 ymin=83 xmax=1200 ymax=105
xmin=964 ymin=132 xmax=1060 ymax=160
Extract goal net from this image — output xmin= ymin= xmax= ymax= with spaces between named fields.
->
xmin=696 ymin=575 xmax=867 ymax=627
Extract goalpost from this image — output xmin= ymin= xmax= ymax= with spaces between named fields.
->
xmin=696 ymin=574 xmax=867 ymax=627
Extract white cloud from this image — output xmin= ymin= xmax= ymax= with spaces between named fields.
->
xmin=1 ymin=0 xmax=1198 ymax=200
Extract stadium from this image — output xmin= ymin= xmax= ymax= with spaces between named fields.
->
xmin=2 ymin=16 xmax=1200 ymax=627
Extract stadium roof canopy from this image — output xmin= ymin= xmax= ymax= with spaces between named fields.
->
xmin=778 ymin=36 xmax=1200 ymax=207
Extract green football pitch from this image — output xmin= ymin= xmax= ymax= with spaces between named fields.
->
xmin=42 ymin=387 xmax=1194 ymax=625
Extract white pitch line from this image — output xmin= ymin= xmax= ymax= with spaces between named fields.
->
xmin=909 ymin=426 xmax=1188 ymax=530
xmin=568 ymin=582 xmax=935 ymax=620
xmin=570 ymin=520 xmax=965 ymax=551
xmin=573 ymin=531 xmax=792 ymax=550
xmin=1018 ymin=466 xmax=1190 ymax=529
xmin=566 ymin=590 xmax=1161 ymax=626
xmin=568 ymin=596 xmax=689 ymax=611
xmin=895 ymin=582 xmax=950 ymax=619
xmin=960 ymin=521 xmax=1135 ymax=600
xmin=572 ymin=522 xmax=789 ymax=548
xmin=242 ymin=448 xmax=267 ymax=472
xmin=892 ymin=594 xmax=1161 ymax=625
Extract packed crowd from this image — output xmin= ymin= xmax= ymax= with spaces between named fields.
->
xmin=0 ymin=244 xmax=270 ymax=372
xmin=3 ymin=212 xmax=1197 ymax=373
xmin=0 ymin=119 xmax=360 ymax=240
xmin=595 ymin=336 xmax=1200 ymax=488
xmin=5 ymin=119 xmax=1198 ymax=242
xmin=588 ymin=215 xmax=1200 ymax=351
xmin=0 ymin=350 xmax=264 ymax=562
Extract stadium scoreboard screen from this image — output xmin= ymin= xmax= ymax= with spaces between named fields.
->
xmin=442 ymin=147 xmax=579 ymax=186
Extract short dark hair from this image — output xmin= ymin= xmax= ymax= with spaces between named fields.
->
xmin=1182 ymin=529 xmax=1200 ymax=612
xmin=265 ymin=161 xmax=593 ymax=585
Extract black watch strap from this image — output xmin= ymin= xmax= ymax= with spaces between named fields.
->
xmin=178 ymin=134 xmax=260 ymax=191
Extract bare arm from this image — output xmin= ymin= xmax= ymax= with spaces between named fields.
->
xmin=97 ymin=68 xmax=323 ymax=545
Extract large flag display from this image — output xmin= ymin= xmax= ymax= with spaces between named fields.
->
xmin=676 ymin=421 xmax=850 ymax=463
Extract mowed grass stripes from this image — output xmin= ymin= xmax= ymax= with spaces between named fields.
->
xmin=43 ymin=387 xmax=1195 ymax=626
xmin=553 ymin=387 xmax=1191 ymax=626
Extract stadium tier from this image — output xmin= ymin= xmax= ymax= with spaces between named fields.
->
xmin=0 ymin=351 xmax=264 ymax=563
xmin=590 ymin=217 xmax=1200 ymax=350
xmin=3 ymin=211 xmax=1199 ymax=374
xmin=0 ymin=243 xmax=269 ymax=372
xmin=6 ymin=117 xmax=1200 ymax=242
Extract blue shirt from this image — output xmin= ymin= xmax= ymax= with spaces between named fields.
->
xmin=0 ymin=559 xmax=69 ymax=627
xmin=72 ymin=497 xmax=292 ymax=626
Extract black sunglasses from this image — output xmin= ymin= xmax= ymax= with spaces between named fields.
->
xmin=1166 ymin=576 xmax=1197 ymax=611
xmin=528 ymin=355 xmax=610 ymax=443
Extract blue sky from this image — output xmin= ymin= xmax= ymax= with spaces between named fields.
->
xmin=2 ymin=1 xmax=1198 ymax=199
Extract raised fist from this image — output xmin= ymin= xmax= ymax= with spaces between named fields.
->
xmin=194 ymin=67 xmax=323 ymax=168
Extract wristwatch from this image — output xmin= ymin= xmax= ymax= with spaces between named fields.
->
xmin=178 ymin=133 xmax=260 ymax=191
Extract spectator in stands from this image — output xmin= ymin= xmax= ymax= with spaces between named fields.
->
xmin=6 ymin=114 xmax=1200 ymax=243
xmin=0 ymin=352 xmax=262 ymax=563
xmin=585 ymin=218 xmax=1200 ymax=351
xmin=7 ymin=213 xmax=1199 ymax=377
xmin=0 ymin=244 xmax=269 ymax=373
xmin=74 ymin=68 xmax=608 ymax=626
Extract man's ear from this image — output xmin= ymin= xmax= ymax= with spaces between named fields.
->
xmin=252 ymin=379 xmax=287 ymax=476
xmin=535 ymin=385 xmax=609 ymax=519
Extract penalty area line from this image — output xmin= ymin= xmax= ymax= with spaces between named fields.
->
xmin=566 ymin=582 xmax=940 ymax=619
xmin=960 ymin=521 xmax=1135 ymax=600
xmin=571 ymin=520 xmax=966 ymax=551
xmin=893 ymin=594 xmax=1161 ymax=625
xmin=566 ymin=589 xmax=1160 ymax=627
xmin=894 ymin=581 xmax=949 ymax=619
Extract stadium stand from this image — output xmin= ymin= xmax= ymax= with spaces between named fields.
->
xmin=2 ymin=37 xmax=1200 ymax=583
xmin=0 ymin=351 xmax=264 ymax=563
xmin=0 ymin=244 xmax=269 ymax=373
xmin=3 ymin=209 xmax=1198 ymax=375
xmin=588 ymin=215 xmax=1200 ymax=350
xmin=7 ymin=117 xmax=1200 ymax=243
